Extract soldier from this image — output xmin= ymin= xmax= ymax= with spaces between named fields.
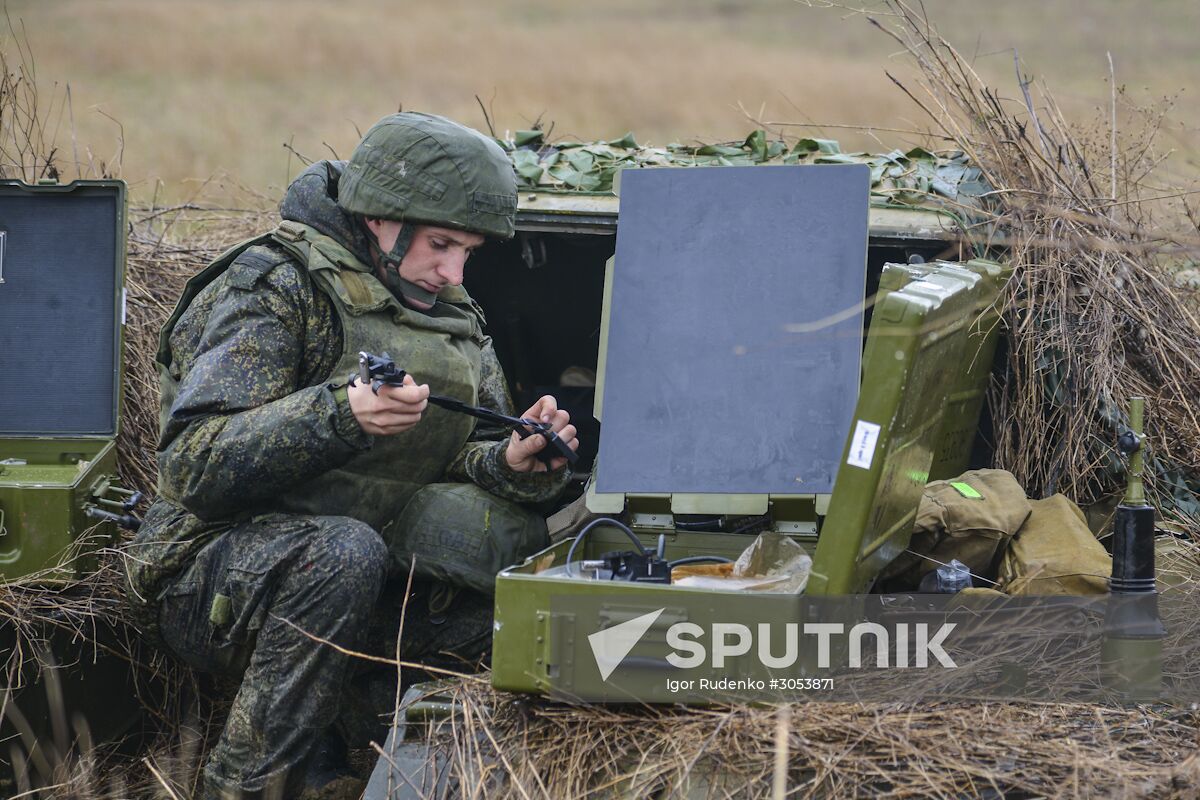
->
xmin=125 ymin=112 xmax=578 ymax=799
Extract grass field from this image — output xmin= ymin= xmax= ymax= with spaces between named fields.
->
xmin=5 ymin=0 xmax=1198 ymax=203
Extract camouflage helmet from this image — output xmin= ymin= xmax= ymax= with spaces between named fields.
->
xmin=338 ymin=112 xmax=518 ymax=239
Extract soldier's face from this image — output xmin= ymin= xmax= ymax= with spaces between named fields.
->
xmin=369 ymin=220 xmax=484 ymax=310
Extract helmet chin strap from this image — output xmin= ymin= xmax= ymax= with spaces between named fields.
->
xmin=365 ymin=220 xmax=438 ymax=308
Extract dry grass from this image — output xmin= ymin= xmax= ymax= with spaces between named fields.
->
xmin=410 ymin=680 xmax=1200 ymax=799
xmin=819 ymin=1 xmax=1200 ymax=527
xmin=0 ymin=544 xmax=212 ymax=799
xmin=4 ymin=0 xmax=1198 ymax=203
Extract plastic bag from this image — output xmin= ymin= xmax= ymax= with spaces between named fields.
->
xmin=917 ymin=558 xmax=973 ymax=593
xmin=673 ymin=532 xmax=811 ymax=593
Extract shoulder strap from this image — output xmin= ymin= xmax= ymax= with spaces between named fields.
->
xmin=155 ymin=231 xmax=293 ymax=369
xmin=270 ymin=219 xmax=316 ymax=263
xmin=157 ymin=222 xmax=326 ymax=368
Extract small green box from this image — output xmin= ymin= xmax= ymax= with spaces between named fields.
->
xmin=0 ymin=180 xmax=132 ymax=581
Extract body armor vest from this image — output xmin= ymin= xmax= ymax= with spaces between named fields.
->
xmin=158 ymin=221 xmax=486 ymax=532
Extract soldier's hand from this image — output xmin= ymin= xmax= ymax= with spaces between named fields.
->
xmin=505 ymin=395 xmax=579 ymax=473
xmin=348 ymin=373 xmax=430 ymax=436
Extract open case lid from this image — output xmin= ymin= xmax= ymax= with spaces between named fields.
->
xmin=589 ymin=164 xmax=869 ymax=514
xmin=0 ymin=180 xmax=127 ymax=438
xmin=806 ymin=261 xmax=990 ymax=594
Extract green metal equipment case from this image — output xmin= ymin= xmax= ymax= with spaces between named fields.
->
xmin=489 ymin=168 xmax=1009 ymax=696
xmin=0 ymin=180 xmax=134 ymax=580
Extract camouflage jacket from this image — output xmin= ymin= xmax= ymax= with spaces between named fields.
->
xmin=125 ymin=161 xmax=567 ymax=612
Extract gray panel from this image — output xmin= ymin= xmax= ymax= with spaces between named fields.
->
xmin=596 ymin=165 xmax=868 ymax=495
xmin=0 ymin=189 xmax=119 ymax=435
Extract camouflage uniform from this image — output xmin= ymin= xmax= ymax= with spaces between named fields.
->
xmin=126 ymin=117 xmax=567 ymax=799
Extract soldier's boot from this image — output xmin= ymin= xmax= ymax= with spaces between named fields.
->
xmin=300 ymin=730 xmax=363 ymax=800
xmin=336 ymin=579 xmax=496 ymax=748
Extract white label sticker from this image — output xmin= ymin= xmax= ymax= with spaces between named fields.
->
xmin=847 ymin=420 xmax=881 ymax=470
xmin=121 ymin=287 xmax=127 ymax=326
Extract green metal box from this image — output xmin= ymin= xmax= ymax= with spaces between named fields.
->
xmin=484 ymin=167 xmax=1008 ymax=697
xmin=0 ymin=180 xmax=133 ymax=580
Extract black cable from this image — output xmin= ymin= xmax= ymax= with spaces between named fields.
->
xmin=566 ymin=517 xmax=645 ymax=576
xmin=667 ymin=555 xmax=733 ymax=568
xmin=673 ymin=516 xmax=724 ymax=531
xmin=728 ymin=515 xmax=771 ymax=535
xmin=672 ymin=515 xmax=771 ymax=534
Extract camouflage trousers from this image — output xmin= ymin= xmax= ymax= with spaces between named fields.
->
xmin=157 ymin=484 xmax=548 ymax=800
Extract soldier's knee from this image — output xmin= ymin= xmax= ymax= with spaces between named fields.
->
xmin=383 ymin=484 xmax=549 ymax=594
xmin=307 ymin=517 xmax=388 ymax=600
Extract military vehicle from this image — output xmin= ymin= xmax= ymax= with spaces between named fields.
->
xmin=363 ymin=138 xmax=1180 ymax=796
xmin=0 ymin=150 xmax=1015 ymax=784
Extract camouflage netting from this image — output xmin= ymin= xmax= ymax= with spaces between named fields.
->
xmin=502 ymin=126 xmax=991 ymax=216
